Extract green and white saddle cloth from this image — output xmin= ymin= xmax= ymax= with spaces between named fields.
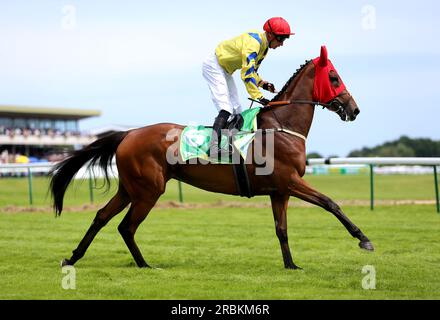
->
xmin=180 ymin=107 xmax=261 ymax=164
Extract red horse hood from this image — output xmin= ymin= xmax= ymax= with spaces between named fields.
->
xmin=312 ymin=46 xmax=346 ymax=103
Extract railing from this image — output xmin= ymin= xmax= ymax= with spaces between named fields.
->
xmin=0 ymin=157 xmax=439 ymax=212
xmin=0 ymin=162 xmax=95 ymax=206
xmin=306 ymin=157 xmax=440 ymax=213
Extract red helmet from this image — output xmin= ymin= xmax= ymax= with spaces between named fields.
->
xmin=263 ymin=17 xmax=295 ymax=36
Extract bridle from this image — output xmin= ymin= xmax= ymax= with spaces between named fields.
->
xmin=325 ymin=92 xmax=355 ymax=121
xmin=248 ymin=91 xmax=355 ymax=141
xmin=271 ymin=91 xmax=355 ymax=123
xmin=249 ymin=91 xmax=354 ymax=113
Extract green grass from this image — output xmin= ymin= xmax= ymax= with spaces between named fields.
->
xmin=0 ymin=204 xmax=439 ymax=299
xmin=0 ymin=173 xmax=439 ymax=299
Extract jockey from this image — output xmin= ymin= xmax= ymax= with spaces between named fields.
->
xmin=202 ymin=17 xmax=295 ymax=157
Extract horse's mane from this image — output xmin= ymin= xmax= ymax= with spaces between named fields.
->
xmin=272 ymin=60 xmax=312 ymax=101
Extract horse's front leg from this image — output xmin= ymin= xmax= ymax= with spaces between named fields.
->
xmin=288 ymin=175 xmax=374 ymax=251
xmin=270 ymin=193 xmax=302 ymax=269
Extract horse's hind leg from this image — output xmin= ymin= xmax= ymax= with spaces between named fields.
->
xmin=117 ymin=195 xmax=161 ymax=268
xmin=288 ymin=175 xmax=374 ymax=251
xmin=61 ymin=184 xmax=130 ymax=266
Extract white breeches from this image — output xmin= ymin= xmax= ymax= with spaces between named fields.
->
xmin=202 ymin=52 xmax=242 ymax=115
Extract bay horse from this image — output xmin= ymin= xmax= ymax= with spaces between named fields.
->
xmin=51 ymin=46 xmax=373 ymax=270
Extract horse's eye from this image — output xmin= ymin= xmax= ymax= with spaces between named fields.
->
xmin=329 ymin=73 xmax=340 ymax=87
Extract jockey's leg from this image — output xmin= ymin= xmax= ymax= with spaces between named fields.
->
xmin=208 ymin=109 xmax=231 ymax=157
xmin=202 ymin=52 xmax=235 ymax=159
xmin=225 ymin=72 xmax=242 ymax=115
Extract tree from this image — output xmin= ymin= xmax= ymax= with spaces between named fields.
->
xmin=347 ymin=136 xmax=440 ymax=157
xmin=306 ymin=152 xmax=323 ymax=159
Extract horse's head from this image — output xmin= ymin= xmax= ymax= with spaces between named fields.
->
xmin=313 ymin=46 xmax=360 ymax=122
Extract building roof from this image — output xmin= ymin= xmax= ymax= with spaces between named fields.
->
xmin=0 ymin=105 xmax=101 ymax=120
xmin=90 ymin=124 xmax=138 ymax=136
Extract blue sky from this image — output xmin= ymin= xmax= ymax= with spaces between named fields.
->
xmin=1 ymin=0 xmax=439 ymax=156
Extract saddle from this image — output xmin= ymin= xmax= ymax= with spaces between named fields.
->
xmin=179 ymin=108 xmax=262 ymax=198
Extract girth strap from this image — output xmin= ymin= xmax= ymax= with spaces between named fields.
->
xmin=229 ymin=135 xmax=253 ymax=198
xmin=264 ymin=128 xmax=307 ymax=142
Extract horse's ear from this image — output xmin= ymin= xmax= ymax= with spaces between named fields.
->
xmin=318 ymin=46 xmax=328 ymax=67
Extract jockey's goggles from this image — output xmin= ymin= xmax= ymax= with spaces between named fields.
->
xmin=275 ymin=34 xmax=289 ymax=42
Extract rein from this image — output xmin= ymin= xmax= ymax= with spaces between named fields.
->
xmin=248 ymin=98 xmax=331 ymax=142
xmin=260 ymin=91 xmax=355 ymax=112
xmin=248 ymin=98 xmax=313 ymax=142
xmin=248 ymin=98 xmax=332 ymax=109
xmin=246 ymin=67 xmax=354 ymax=141
xmin=249 ymin=92 xmax=353 ymax=131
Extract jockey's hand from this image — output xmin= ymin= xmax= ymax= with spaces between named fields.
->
xmin=262 ymin=81 xmax=276 ymax=93
xmin=258 ymin=97 xmax=271 ymax=106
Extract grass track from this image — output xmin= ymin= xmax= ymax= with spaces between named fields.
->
xmin=1 ymin=204 xmax=439 ymax=299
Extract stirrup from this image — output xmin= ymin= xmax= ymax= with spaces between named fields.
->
xmin=208 ymin=144 xmax=232 ymax=160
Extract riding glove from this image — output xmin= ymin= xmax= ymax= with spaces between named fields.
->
xmin=262 ymin=82 xmax=276 ymax=93
xmin=258 ymin=97 xmax=270 ymax=106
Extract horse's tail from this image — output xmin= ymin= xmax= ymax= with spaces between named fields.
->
xmin=50 ymin=131 xmax=129 ymax=216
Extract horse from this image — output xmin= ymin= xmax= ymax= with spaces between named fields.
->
xmin=50 ymin=46 xmax=373 ymax=270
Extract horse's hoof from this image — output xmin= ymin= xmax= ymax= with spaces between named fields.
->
xmin=60 ymin=258 xmax=72 ymax=267
xmin=138 ymin=262 xmax=152 ymax=268
xmin=285 ymin=264 xmax=303 ymax=270
xmin=359 ymin=241 xmax=374 ymax=251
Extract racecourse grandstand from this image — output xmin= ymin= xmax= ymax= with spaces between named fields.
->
xmin=0 ymin=104 xmax=100 ymax=164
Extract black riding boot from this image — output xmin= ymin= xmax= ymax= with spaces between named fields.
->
xmin=208 ymin=109 xmax=231 ymax=158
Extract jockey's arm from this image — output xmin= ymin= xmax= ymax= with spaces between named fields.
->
xmin=240 ymin=46 xmax=265 ymax=100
